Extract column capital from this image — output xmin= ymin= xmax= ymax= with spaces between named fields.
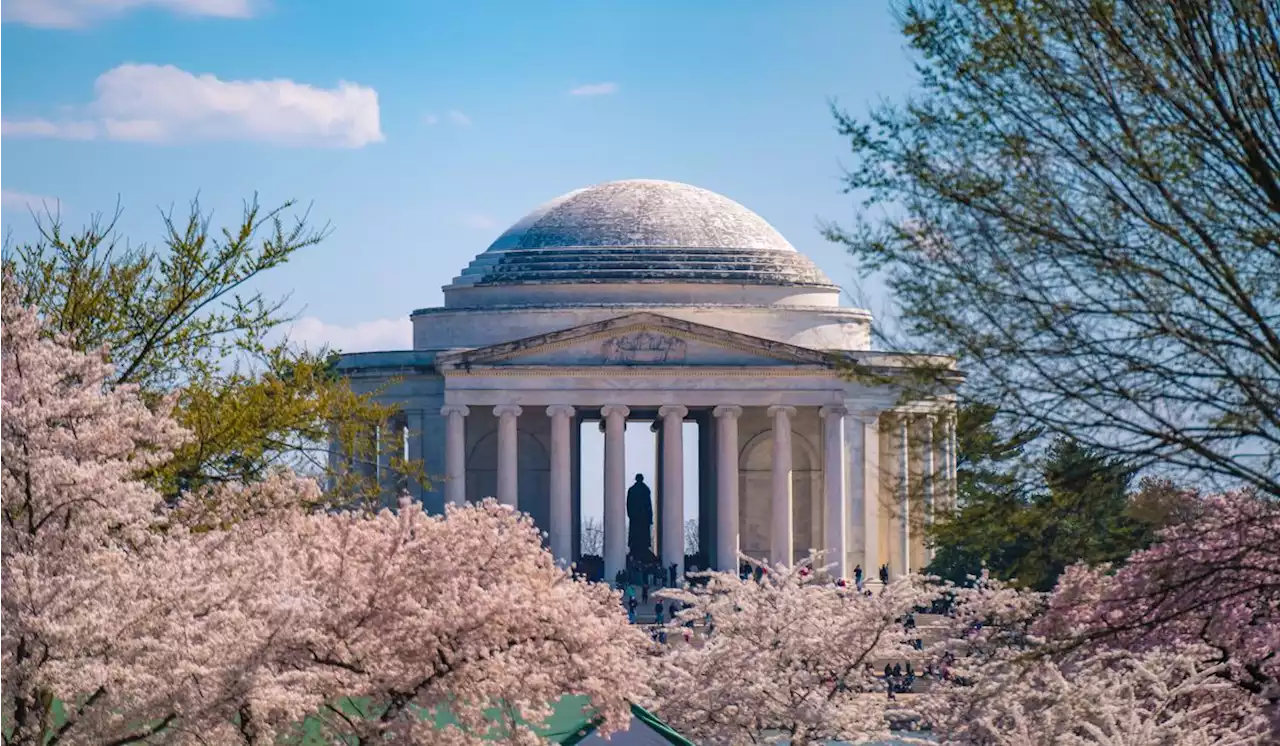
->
xmin=849 ymin=410 xmax=880 ymax=425
xmin=545 ymin=404 xmax=576 ymax=418
xmin=441 ymin=404 xmax=470 ymax=417
xmin=767 ymin=404 xmax=797 ymax=419
xmin=658 ymin=404 xmax=689 ymax=420
xmin=494 ymin=404 xmax=523 ymax=418
xmin=712 ymin=404 xmax=743 ymax=420
xmin=924 ymin=413 xmax=938 ymax=425
xmin=819 ymin=404 xmax=849 ymax=419
xmin=600 ymin=403 xmax=630 ymax=419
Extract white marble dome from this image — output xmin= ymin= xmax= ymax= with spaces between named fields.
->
xmin=422 ymin=179 xmax=868 ymax=352
xmin=488 ymin=179 xmax=796 ymax=252
xmin=444 ymin=180 xmax=836 ymax=297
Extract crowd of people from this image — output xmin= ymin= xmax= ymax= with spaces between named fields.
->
xmin=882 ymin=610 xmax=936 ymax=699
xmin=615 ymin=558 xmax=681 ymax=590
xmin=621 ymin=590 xmax=701 ymax=644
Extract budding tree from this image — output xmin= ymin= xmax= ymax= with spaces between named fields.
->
xmin=832 ymin=0 xmax=1280 ymax=497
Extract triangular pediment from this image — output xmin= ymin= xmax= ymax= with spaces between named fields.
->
xmin=435 ymin=313 xmax=833 ymax=370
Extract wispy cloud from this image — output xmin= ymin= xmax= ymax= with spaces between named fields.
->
xmin=458 ymin=212 xmax=498 ymax=231
xmin=568 ymin=82 xmax=618 ymax=96
xmin=2 ymin=0 xmax=256 ymax=28
xmin=284 ymin=316 xmax=412 ymax=354
xmin=1 ymin=189 xmax=61 ymax=212
xmin=423 ymin=110 xmax=471 ymax=127
xmin=1 ymin=63 xmax=383 ymax=148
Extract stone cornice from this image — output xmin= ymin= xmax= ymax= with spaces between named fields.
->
xmin=411 ymin=303 xmax=872 ymax=318
xmin=445 ymin=365 xmax=836 ymax=378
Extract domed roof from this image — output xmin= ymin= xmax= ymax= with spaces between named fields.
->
xmin=446 ymin=180 xmax=836 ymax=290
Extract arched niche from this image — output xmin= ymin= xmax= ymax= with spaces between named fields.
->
xmin=465 ymin=429 xmax=552 ymax=537
xmin=739 ymin=429 xmax=821 ymax=564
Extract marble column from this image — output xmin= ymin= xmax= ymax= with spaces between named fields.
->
xmin=326 ymin=422 xmax=344 ymax=493
xmin=405 ymin=409 xmax=425 ymax=502
xmin=713 ymin=405 xmax=742 ymax=572
xmin=849 ymin=412 xmax=881 ymax=585
xmin=494 ymin=404 xmax=522 ymax=509
xmin=441 ymin=405 xmax=469 ymax=506
xmin=923 ymin=414 xmax=937 ymax=564
xmin=947 ymin=412 xmax=959 ymax=511
xmin=547 ymin=405 xmax=575 ymax=565
xmin=652 ymin=421 xmax=662 ymax=558
xmin=660 ymin=405 xmax=688 ymax=582
xmin=601 ymin=404 xmax=630 ymax=584
xmin=820 ymin=405 xmax=848 ymax=579
xmin=375 ymin=424 xmax=389 ymax=493
xmin=897 ymin=414 xmax=911 ymax=577
xmin=767 ymin=405 xmax=797 ymax=567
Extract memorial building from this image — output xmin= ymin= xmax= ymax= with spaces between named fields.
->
xmin=334 ymin=179 xmax=960 ymax=583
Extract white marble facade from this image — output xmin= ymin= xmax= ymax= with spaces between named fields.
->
xmin=335 ymin=180 xmax=961 ymax=583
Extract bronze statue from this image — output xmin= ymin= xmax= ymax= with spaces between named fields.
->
xmin=626 ymin=473 xmax=654 ymax=562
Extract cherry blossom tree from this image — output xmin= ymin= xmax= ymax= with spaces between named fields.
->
xmin=925 ymin=647 xmax=1271 ymax=746
xmin=2 ymin=284 xmax=197 ymax=744
xmin=649 ymin=557 xmax=933 ymax=746
xmin=257 ymin=499 xmax=652 ymax=744
xmin=1042 ymin=489 xmax=1280 ymax=733
xmin=918 ymin=574 xmax=1273 ymax=745
xmin=1 ymin=289 xmax=651 ymax=745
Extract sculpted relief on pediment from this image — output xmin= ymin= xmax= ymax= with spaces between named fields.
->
xmin=602 ymin=331 xmax=687 ymax=364
xmin=450 ymin=320 xmax=822 ymax=367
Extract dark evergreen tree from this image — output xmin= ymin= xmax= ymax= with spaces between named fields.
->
xmin=928 ymin=408 xmax=1171 ymax=591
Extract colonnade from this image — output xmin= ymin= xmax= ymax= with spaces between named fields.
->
xmin=435 ymin=403 xmax=959 ymax=584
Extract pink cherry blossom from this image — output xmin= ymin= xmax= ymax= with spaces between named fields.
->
xmin=918 ymin=573 xmax=1273 ymax=745
xmin=2 ymin=290 xmax=650 ymax=745
xmin=1042 ymin=490 xmax=1279 ymax=727
xmin=650 ymin=556 xmax=934 ymax=746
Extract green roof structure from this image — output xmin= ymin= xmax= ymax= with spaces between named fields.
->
xmin=296 ymin=695 xmax=696 ymax=745
xmin=542 ymin=700 xmax=696 ymax=746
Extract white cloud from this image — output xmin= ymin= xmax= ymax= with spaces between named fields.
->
xmin=284 ymin=316 xmax=412 ymax=354
xmin=2 ymin=118 xmax=96 ymax=139
xmin=423 ymin=110 xmax=470 ymax=127
xmin=1 ymin=189 xmax=61 ymax=212
xmin=1 ymin=63 xmax=383 ymax=148
xmin=2 ymin=0 xmax=256 ymax=28
xmin=568 ymin=82 xmax=618 ymax=96
xmin=459 ymin=212 xmax=498 ymax=231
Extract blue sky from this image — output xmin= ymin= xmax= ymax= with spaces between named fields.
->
xmin=2 ymin=0 xmax=919 ymax=535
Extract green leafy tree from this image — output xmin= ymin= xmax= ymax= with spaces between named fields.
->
xmin=829 ymin=0 xmax=1280 ymax=498
xmin=2 ymin=198 xmax=420 ymax=504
